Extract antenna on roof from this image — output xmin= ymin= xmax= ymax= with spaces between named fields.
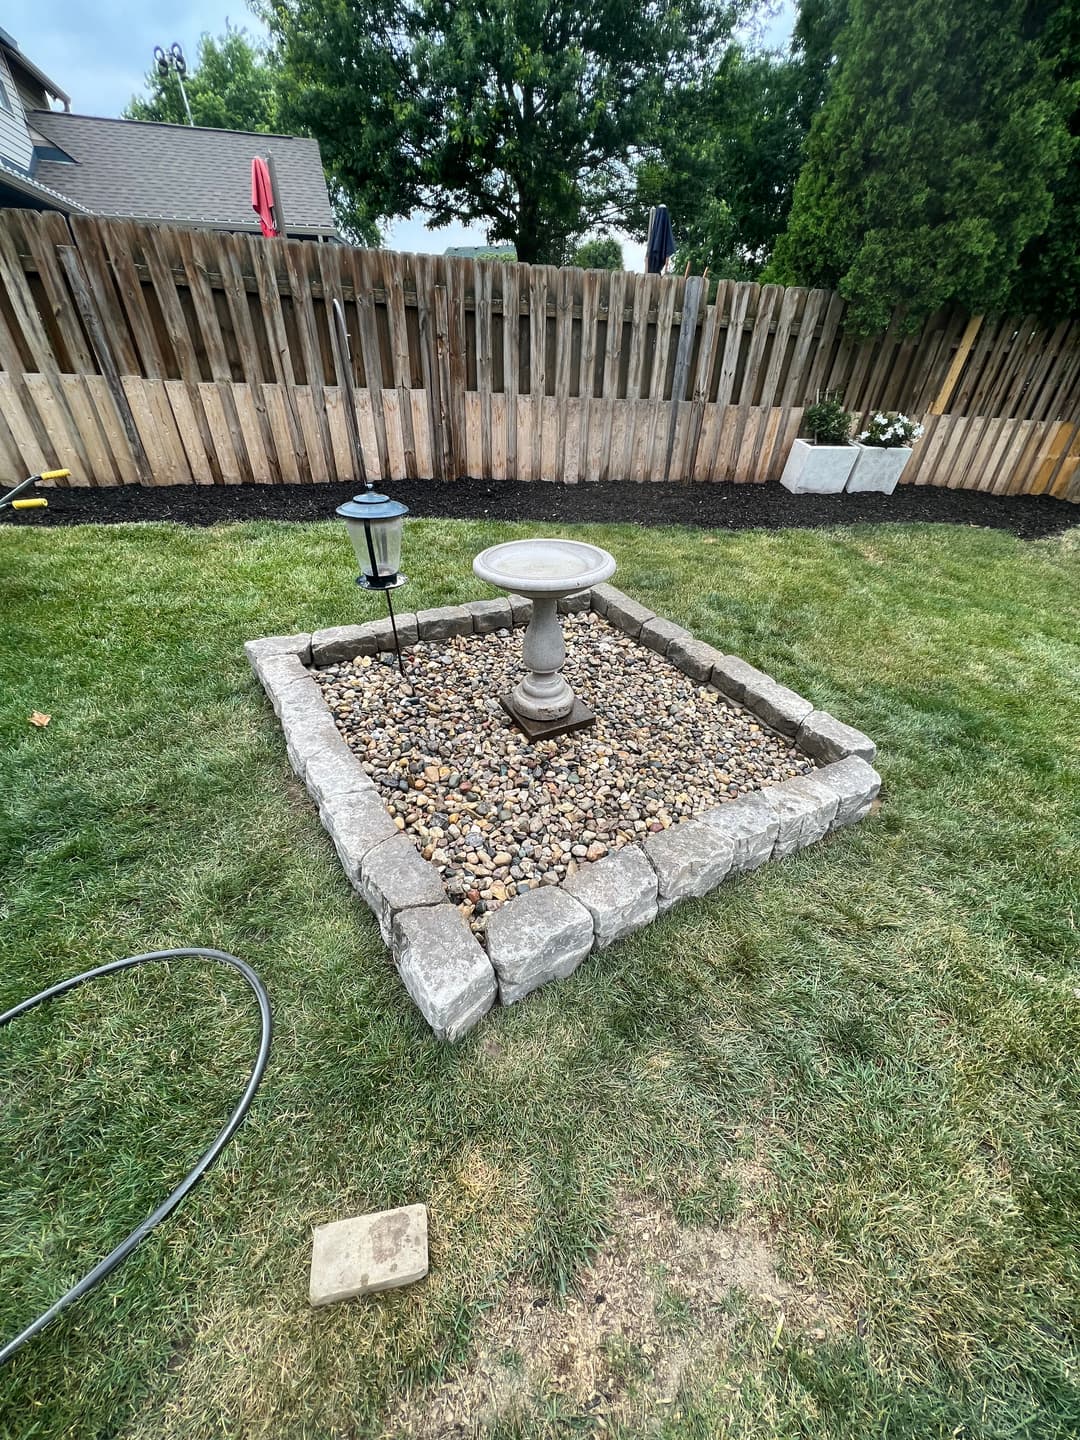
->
xmin=153 ymin=42 xmax=193 ymax=126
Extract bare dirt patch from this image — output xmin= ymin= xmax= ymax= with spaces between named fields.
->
xmin=390 ymin=1190 xmax=842 ymax=1438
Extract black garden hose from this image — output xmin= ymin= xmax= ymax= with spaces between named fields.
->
xmin=0 ymin=947 xmax=272 ymax=1366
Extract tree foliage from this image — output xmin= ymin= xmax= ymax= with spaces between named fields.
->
xmin=634 ymin=47 xmax=807 ymax=281
xmin=262 ymin=0 xmax=745 ymax=264
xmin=768 ymin=0 xmax=1076 ymax=332
xmin=1013 ymin=1 xmax=1080 ymax=318
xmin=125 ymin=27 xmax=280 ymax=133
xmin=571 ymin=236 xmax=623 ymax=270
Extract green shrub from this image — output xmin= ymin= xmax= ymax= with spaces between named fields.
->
xmin=803 ymin=395 xmax=853 ymax=445
xmin=570 ymin=236 xmax=623 ymax=270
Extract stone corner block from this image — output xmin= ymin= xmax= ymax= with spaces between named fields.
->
xmin=742 ymin=674 xmax=815 ymax=737
xmin=709 ymin=654 xmax=772 ymax=705
xmin=468 ymin=596 xmax=514 ymax=633
xmin=797 ymin=710 xmax=877 ymax=765
xmin=643 ymin=819 xmax=735 ymax=915
xmin=699 ymin=790 xmax=780 ymax=874
xmin=415 ymin=604 xmax=473 ymax=641
xmin=359 ymin=833 xmax=445 ymax=944
xmin=639 ymin=615 xmax=692 ymax=658
xmin=667 ymin=634 xmax=724 ymax=684
xmin=391 ymin=904 xmax=497 ymax=1040
xmin=563 ymin=845 xmax=658 ymax=951
xmin=815 ymin=756 xmax=882 ymax=829
xmin=557 ymin=589 xmax=592 ymax=614
xmin=310 ymin=623 xmax=379 ymax=667
xmin=252 ymin=651 xmax=311 ymax=711
xmin=485 ymin=886 xmax=594 ymax=1005
xmin=244 ymin=632 xmax=312 ymax=668
xmin=310 ymin=1204 xmax=428 ymax=1306
xmin=761 ymin=775 xmax=840 ymax=859
xmin=593 ymin=585 xmax=655 ymax=637
xmin=321 ymin=787 xmax=399 ymax=886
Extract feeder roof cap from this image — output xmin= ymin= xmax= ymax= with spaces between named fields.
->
xmin=335 ymin=491 xmax=410 ymax=522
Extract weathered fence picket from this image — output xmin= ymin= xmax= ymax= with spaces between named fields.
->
xmin=0 ymin=208 xmax=1077 ymax=500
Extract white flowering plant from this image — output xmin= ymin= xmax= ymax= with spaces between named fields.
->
xmin=858 ymin=412 xmax=924 ymax=449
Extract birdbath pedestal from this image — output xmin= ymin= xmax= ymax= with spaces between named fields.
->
xmin=473 ymin=538 xmax=617 ymax=740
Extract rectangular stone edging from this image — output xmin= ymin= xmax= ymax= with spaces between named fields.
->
xmin=246 ymin=586 xmax=881 ymax=1039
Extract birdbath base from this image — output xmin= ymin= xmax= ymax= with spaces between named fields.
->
xmin=472 ymin=537 xmax=618 ymax=735
xmin=499 ymin=693 xmax=596 ymax=740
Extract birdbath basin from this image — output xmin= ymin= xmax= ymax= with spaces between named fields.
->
xmin=473 ymin=538 xmax=616 ymax=737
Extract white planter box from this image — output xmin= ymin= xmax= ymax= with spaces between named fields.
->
xmin=779 ymin=438 xmax=858 ymax=494
xmin=846 ymin=444 xmax=913 ymax=494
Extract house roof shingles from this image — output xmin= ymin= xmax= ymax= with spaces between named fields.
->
xmin=28 ymin=110 xmax=337 ymax=236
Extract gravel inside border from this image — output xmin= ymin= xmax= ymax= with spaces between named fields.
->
xmin=313 ymin=612 xmax=814 ymax=936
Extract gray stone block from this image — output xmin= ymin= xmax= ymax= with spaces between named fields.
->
xmin=391 ymin=904 xmax=497 ymax=1040
xmin=815 ymin=756 xmax=881 ymax=828
xmin=699 ymin=791 xmax=780 ymax=874
xmin=321 ymin=788 xmax=399 ymax=886
xmin=639 ymin=616 xmax=692 ymax=657
xmin=508 ymin=593 xmax=533 ymax=626
xmin=252 ymin=651 xmax=311 ymax=713
xmin=666 ymin=634 xmax=725 ymax=684
xmin=277 ymin=681 xmax=340 ymax=753
xmin=366 ymin=612 xmax=418 ymax=654
xmin=415 ymin=605 xmax=473 ymax=641
xmin=761 ymin=775 xmax=840 ymax=859
xmin=359 ymin=833 xmax=446 ymax=944
xmin=485 ymin=886 xmax=594 ymax=1005
xmin=303 ymin=732 xmax=374 ymax=807
xmin=742 ymin=676 xmax=814 ymax=737
xmin=469 ymin=596 xmax=514 ymax=633
xmin=310 ymin=623 xmax=379 ymax=667
xmin=557 ymin=589 xmax=592 ymax=614
xmin=244 ymin=632 xmax=312 ymax=667
xmin=644 ymin=820 xmax=735 ymax=914
xmin=563 ymin=845 xmax=658 ymax=950
xmin=310 ymin=1204 xmax=428 ymax=1306
xmin=596 ymin=586 xmax=655 ymax=637
xmin=797 ymin=710 xmax=877 ymax=764
xmin=710 ymin=654 xmax=772 ymax=705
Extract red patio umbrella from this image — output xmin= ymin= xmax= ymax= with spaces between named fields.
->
xmin=251 ymin=156 xmax=278 ymax=237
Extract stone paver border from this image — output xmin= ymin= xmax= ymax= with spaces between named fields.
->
xmin=247 ymin=586 xmax=881 ymax=1039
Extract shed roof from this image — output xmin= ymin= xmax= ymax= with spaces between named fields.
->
xmin=28 ymin=111 xmax=337 ymax=236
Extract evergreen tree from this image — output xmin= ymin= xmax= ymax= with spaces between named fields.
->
xmin=769 ymin=0 xmax=1075 ymax=332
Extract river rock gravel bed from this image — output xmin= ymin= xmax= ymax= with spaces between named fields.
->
xmin=313 ymin=611 xmax=814 ymax=935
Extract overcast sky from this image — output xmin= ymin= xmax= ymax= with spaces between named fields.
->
xmin=6 ymin=0 xmax=795 ymax=263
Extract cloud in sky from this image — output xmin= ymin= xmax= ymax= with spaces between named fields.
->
xmin=7 ymin=0 xmax=793 ymax=259
xmin=4 ymin=1 xmax=266 ymax=118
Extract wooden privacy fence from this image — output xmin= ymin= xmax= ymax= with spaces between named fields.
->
xmin=0 ymin=208 xmax=1078 ymax=500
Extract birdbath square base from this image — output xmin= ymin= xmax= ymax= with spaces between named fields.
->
xmin=498 ymin=693 xmax=596 ymax=741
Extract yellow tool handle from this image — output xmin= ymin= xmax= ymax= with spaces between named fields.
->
xmin=12 ymin=497 xmax=48 ymax=509
xmin=39 ymin=468 xmax=70 ymax=481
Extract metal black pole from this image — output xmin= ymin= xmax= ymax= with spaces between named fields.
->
xmin=385 ymin=587 xmax=406 ymax=677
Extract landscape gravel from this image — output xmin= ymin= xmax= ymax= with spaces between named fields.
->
xmin=312 ymin=611 xmax=814 ymax=935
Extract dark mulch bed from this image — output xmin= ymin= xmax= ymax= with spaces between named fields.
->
xmin=2 ymin=477 xmax=1074 ymax=540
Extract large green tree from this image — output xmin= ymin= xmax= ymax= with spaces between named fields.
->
xmin=263 ymin=0 xmax=745 ymax=263
xmin=634 ymin=47 xmax=808 ymax=281
xmin=1013 ymin=1 xmax=1080 ymax=319
xmin=125 ymin=27 xmax=280 ymax=133
xmin=768 ymin=0 xmax=1076 ymax=332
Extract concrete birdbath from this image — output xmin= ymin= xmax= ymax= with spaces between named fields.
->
xmin=473 ymin=538 xmax=617 ymax=738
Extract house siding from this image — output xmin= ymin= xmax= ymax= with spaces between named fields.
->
xmin=0 ymin=51 xmax=33 ymax=172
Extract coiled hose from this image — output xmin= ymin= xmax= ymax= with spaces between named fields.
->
xmin=0 ymin=947 xmax=272 ymax=1366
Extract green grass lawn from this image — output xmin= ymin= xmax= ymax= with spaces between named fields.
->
xmin=0 ymin=515 xmax=1078 ymax=1440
